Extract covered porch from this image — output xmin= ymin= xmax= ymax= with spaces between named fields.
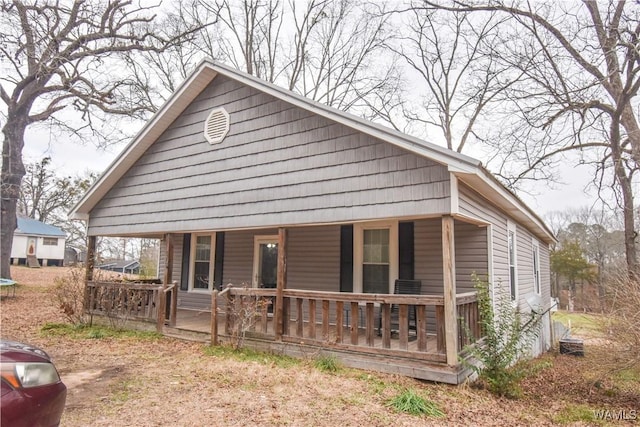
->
xmin=83 ymin=215 xmax=485 ymax=384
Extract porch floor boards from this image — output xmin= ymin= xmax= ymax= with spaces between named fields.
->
xmin=173 ymin=309 xmax=441 ymax=354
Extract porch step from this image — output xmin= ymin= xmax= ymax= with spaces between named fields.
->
xmin=27 ymin=255 xmax=40 ymax=268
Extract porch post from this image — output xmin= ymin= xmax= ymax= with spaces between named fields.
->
xmin=84 ymin=236 xmax=96 ymax=312
xmin=85 ymin=235 xmax=96 ymax=283
xmin=163 ymin=234 xmax=176 ymax=326
xmin=163 ymin=233 xmax=174 ymax=285
xmin=275 ymin=227 xmax=288 ymax=340
xmin=442 ymin=215 xmax=458 ymax=366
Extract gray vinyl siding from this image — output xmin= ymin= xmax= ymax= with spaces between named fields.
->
xmin=516 ymin=225 xmax=535 ymax=299
xmin=88 ymin=75 xmax=450 ymax=236
xmin=287 ymin=225 xmax=340 ymax=291
xmin=455 ymin=221 xmax=489 ymax=293
xmin=458 ymin=183 xmax=551 ymax=308
xmin=223 ymin=229 xmax=263 ymax=287
xmin=379 ymin=217 xmax=490 ymax=296
xmin=172 ymin=226 xmax=340 ymax=309
xmin=414 ymin=218 xmax=444 ymax=295
xmin=413 ymin=218 xmax=488 ymax=334
xmin=539 ymin=243 xmax=551 ymax=302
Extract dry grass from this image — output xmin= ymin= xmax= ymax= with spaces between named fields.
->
xmin=1 ymin=266 xmax=638 ymax=426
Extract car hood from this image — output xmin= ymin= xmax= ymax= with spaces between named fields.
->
xmin=0 ymin=340 xmax=52 ymax=363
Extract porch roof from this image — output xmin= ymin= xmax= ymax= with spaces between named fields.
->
xmin=70 ymin=59 xmax=555 ymax=244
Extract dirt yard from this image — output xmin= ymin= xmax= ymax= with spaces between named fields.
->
xmin=1 ymin=267 xmax=638 ymax=426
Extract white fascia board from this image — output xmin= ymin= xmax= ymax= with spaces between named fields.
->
xmin=71 ymin=212 xmax=89 ymax=221
xmin=69 ymin=63 xmax=218 ymax=218
xmin=450 ymin=172 xmax=459 ymax=215
xmin=455 ymin=169 xmax=557 ymax=244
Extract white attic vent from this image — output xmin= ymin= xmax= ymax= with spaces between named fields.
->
xmin=203 ymin=107 xmax=230 ymax=144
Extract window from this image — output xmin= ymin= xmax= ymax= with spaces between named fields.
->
xmin=532 ymin=240 xmax=541 ymax=295
xmin=190 ymin=234 xmax=215 ymax=291
xmin=507 ymin=221 xmax=517 ymax=301
xmin=354 ymin=222 xmax=398 ymax=294
xmin=43 ymin=238 xmax=58 ymax=246
xmin=363 ymin=229 xmax=390 ymax=293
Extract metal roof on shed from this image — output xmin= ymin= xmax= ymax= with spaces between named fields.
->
xmin=15 ymin=217 xmax=66 ymax=237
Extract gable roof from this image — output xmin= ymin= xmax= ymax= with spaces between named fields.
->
xmin=70 ymin=59 xmax=555 ymax=244
xmin=15 ymin=217 xmax=66 ymax=237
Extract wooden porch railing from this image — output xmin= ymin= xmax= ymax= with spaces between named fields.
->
xmin=456 ymin=291 xmax=482 ymax=351
xmin=218 ymin=288 xmax=480 ymax=363
xmin=85 ymin=281 xmax=178 ymax=331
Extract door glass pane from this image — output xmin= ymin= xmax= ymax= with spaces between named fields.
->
xmin=259 ymin=242 xmax=278 ymax=288
xmin=194 ymin=235 xmax=211 ymax=289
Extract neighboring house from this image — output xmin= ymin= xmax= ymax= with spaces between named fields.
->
xmin=10 ymin=217 xmax=66 ymax=267
xmin=71 ymin=60 xmax=556 ymax=383
xmin=97 ymin=260 xmax=140 ymax=275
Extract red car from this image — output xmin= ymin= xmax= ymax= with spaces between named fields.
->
xmin=0 ymin=340 xmax=67 ymax=427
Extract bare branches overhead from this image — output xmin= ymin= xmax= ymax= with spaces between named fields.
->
xmin=416 ymin=0 xmax=639 ymax=277
xmin=0 ymin=0 xmax=198 ymax=279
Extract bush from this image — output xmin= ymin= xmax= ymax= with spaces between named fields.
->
xmin=464 ymin=275 xmax=542 ymax=398
xmin=226 ymin=286 xmax=272 ymax=349
xmin=600 ymin=275 xmax=640 ymax=371
xmin=52 ymin=267 xmax=90 ymax=326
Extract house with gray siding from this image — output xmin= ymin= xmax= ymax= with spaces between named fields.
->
xmin=71 ymin=59 xmax=555 ymax=383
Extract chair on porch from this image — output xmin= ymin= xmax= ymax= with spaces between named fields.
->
xmin=378 ymin=279 xmax=422 ymax=339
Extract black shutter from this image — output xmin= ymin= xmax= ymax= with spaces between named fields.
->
xmin=180 ymin=233 xmax=191 ymax=291
xmin=340 ymin=225 xmax=353 ymax=292
xmin=214 ymin=232 xmax=225 ymax=291
xmin=399 ymin=222 xmax=414 ymax=280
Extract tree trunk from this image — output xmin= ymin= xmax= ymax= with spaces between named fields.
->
xmin=1 ymin=116 xmax=28 ymax=279
xmin=611 ymin=116 xmax=639 ymax=280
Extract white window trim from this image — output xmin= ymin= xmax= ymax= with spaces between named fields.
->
xmin=189 ymin=232 xmax=216 ymax=293
xmin=353 ymin=221 xmax=398 ymax=294
xmin=487 ymin=224 xmax=496 ymax=311
xmin=42 ymin=237 xmax=58 ymax=246
xmin=507 ymin=220 xmax=518 ymax=303
xmin=532 ymin=237 xmax=541 ymax=296
xmin=252 ymin=235 xmax=279 ymax=288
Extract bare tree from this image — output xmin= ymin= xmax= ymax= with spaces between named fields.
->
xmin=388 ymin=4 xmax=520 ymax=152
xmin=291 ymin=0 xmax=396 ymax=111
xmin=215 ymin=0 xmax=284 ymax=81
xmin=18 ymin=156 xmax=96 ymax=251
xmin=418 ymin=0 xmax=639 ymax=277
xmin=134 ymin=0 xmax=398 ymax=113
xmin=119 ymin=1 xmax=223 ymax=110
xmin=0 ymin=1 xmax=198 ymax=279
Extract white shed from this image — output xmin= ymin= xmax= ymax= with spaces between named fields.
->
xmin=10 ymin=217 xmax=66 ymax=267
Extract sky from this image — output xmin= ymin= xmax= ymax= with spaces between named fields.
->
xmin=22 ymin=118 xmax=600 ymax=219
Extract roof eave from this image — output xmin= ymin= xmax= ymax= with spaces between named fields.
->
xmin=454 ymin=168 xmax=557 ymax=244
